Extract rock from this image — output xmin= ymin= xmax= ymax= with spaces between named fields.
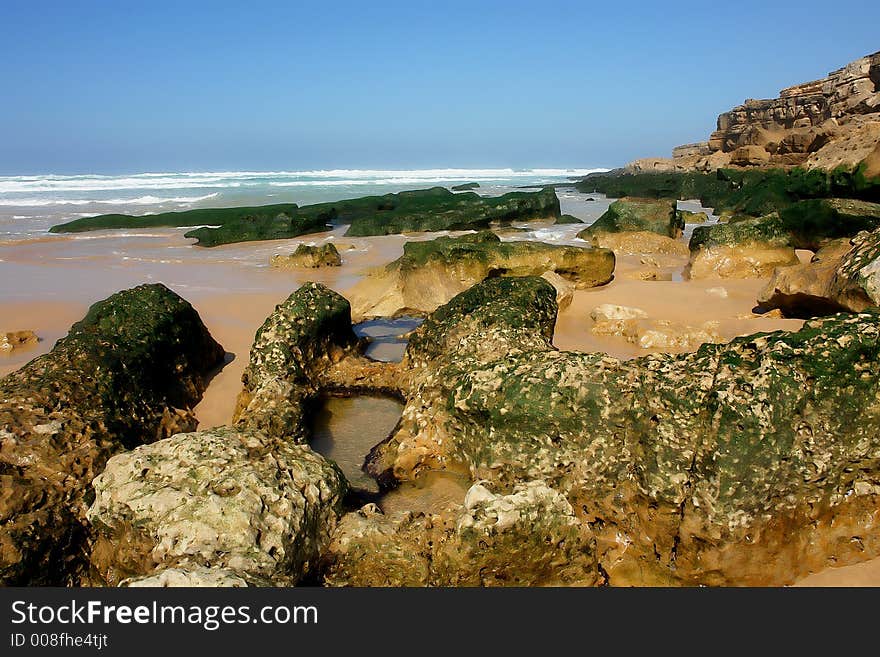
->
xmin=677 ymin=209 xmax=709 ymax=224
xmin=343 ymin=187 xmax=561 ymax=237
xmin=540 ymin=271 xmax=575 ymax=310
xmin=51 ymin=186 xmax=562 ymax=245
xmin=87 ymin=427 xmax=346 ymax=586
xmin=756 ymin=239 xmax=854 ymax=316
xmin=624 ymin=269 xmax=674 ymax=281
xmin=233 ymin=283 xmax=359 ymax=442
xmin=758 ymin=228 xmax=880 ymax=317
xmin=323 ymin=480 xmax=600 ymax=586
xmin=451 ymin=182 xmax=480 ymax=191
xmin=687 ymin=215 xmax=800 ymax=279
xmin=591 ymin=314 xmax=723 ymax=351
xmin=346 ymin=231 xmax=614 ymax=320
xmin=590 ymin=304 xmax=648 ymax=322
xmin=830 ymin=228 xmax=880 ymax=310
xmin=578 ymin=198 xmax=683 ymax=239
xmin=0 ymin=330 xmax=39 ymax=351
xmin=586 ymin=230 xmax=689 ymax=256
xmin=729 ymin=145 xmax=772 ymax=166
xmin=706 ymin=286 xmax=728 ymax=298
xmin=0 ymin=284 xmax=224 ymax=585
xmin=121 ymin=567 xmax=254 ymax=587
xmin=778 ymin=198 xmax=880 ymax=250
xmin=271 ymin=243 xmax=342 ymax=269
xmin=367 ymin=277 xmax=880 ymax=585
xmin=554 ymin=213 xmax=583 ymax=224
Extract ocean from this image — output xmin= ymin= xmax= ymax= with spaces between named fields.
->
xmin=0 ymin=168 xmax=607 ymax=240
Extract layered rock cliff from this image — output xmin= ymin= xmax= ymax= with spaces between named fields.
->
xmin=630 ymin=51 xmax=880 ymax=173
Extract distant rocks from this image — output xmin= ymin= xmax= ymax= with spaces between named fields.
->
xmin=451 ymin=182 xmax=480 ymax=191
xmin=0 ymin=284 xmax=224 ymax=585
xmin=346 ymin=231 xmax=614 ymax=320
xmin=0 ymin=330 xmax=38 ymax=351
xmin=271 ymin=243 xmax=342 ymax=269
xmin=554 ymin=213 xmax=583 ymax=224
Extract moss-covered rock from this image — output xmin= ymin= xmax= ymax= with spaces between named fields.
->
xmin=677 ymin=209 xmax=709 ymax=224
xmin=343 ymin=186 xmax=561 ymax=236
xmin=687 ymin=214 xmax=800 ymax=279
xmin=323 ymin=480 xmax=600 ymax=586
xmin=233 ymin=283 xmax=359 ymax=442
xmin=0 ymin=284 xmax=224 ymax=585
xmin=778 ymin=198 xmax=880 ymax=250
xmin=270 ymin=243 xmax=342 ymax=269
xmin=554 ymin=213 xmax=583 ymax=224
xmin=88 ymin=426 xmax=347 ymax=586
xmin=367 ymin=276 xmax=880 ymax=585
xmin=347 ymin=231 xmax=614 ymax=320
xmin=578 ymin=197 xmax=683 ymax=239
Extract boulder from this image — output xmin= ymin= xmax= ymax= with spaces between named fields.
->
xmin=687 ymin=215 xmax=799 ymax=279
xmin=777 ymin=198 xmax=880 ymax=250
xmin=346 ymin=231 xmax=614 ymax=320
xmin=323 ymin=480 xmax=600 ymax=587
xmin=367 ymin=276 xmax=880 ymax=585
xmin=729 ymin=145 xmax=772 ymax=166
xmin=585 ymin=230 xmax=689 ymax=256
xmin=578 ymin=198 xmax=683 ymax=239
xmin=88 ymin=427 xmax=346 ymax=586
xmin=271 ymin=243 xmax=342 ymax=269
xmin=677 ymin=209 xmax=709 ymax=224
xmin=233 ymin=283 xmax=359 ymax=442
xmin=0 ymin=330 xmax=39 ymax=351
xmin=0 ymin=284 xmax=224 ymax=585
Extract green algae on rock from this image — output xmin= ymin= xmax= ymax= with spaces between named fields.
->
xmin=343 ymin=186 xmax=561 ymax=236
xmin=577 ymin=197 xmax=683 ymax=239
xmin=88 ymin=426 xmax=347 ymax=586
xmin=347 ymin=231 xmax=614 ymax=320
xmin=233 ymin=282 xmax=360 ymax=442
xmin=366 ymin=275 xmax=880 ymax=585
xmin=0 ymin=283 xmax=224 ymax=585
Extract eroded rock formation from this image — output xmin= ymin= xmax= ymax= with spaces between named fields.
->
xmin=0 ymin=284 xmax=224 ymax=585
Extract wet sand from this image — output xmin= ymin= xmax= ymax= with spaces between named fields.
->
xmin=0 ymin=200 xmax=875 ymax=585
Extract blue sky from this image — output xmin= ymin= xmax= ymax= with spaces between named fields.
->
xmin=1 ymin=0 xmax=878 ymax=174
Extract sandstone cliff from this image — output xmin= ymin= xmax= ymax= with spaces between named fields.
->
xmin=629 ymin=51 xmax=880 ymax=173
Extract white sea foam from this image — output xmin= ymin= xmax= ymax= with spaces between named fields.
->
xmin=0 ymin=193 xmax=219 ymax=207
xmin=0 ymin=168 xmax=607 ymax=194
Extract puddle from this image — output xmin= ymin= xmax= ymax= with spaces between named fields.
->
xmin=353 ymin=316 xmax=423 ymax=362
xmin=379 ymin=470 xmax=471 ymax=516
xmin=309 ymin=394 xmax=404 ymax=494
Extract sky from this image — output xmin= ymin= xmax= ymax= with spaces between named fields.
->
xmin=1 ymin=0 xmax=878 ymax=174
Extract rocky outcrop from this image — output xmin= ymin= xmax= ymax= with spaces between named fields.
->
xmin=343 ymin=187 xmax=561 ymax=237
xmin=346 ymin=231 xmax=614 ymax=320
xmin=324 ymin=480 xmax=600 ymax=586
xmin=365 ymin=276 xmax=880 ymax=585
xmin=686 ymin=215 xmax=799 ymax=279
xmin=0 ymin=284 xmax=224 ymax=585
xmin=657 ymin=51 xmax=880 ymax=172
xmin=758 ymin=228 xmax=880 ymax=316
xmin=585 ymin=230 xmax=689 ymax=256
xmin=578 ymin=198 xmax=683 ymax=239
xmin=0 ymin=330 xmax=39 ymax=352
xmin=233 ymin=283 xmax=360 ymax=442
xmin=591 ymin=307 xmax=724 ymax=351
xmin=88 ymin=427 xmax=346 ymax=586
xmin=271 ymin=243 xmax=342 ymax=269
